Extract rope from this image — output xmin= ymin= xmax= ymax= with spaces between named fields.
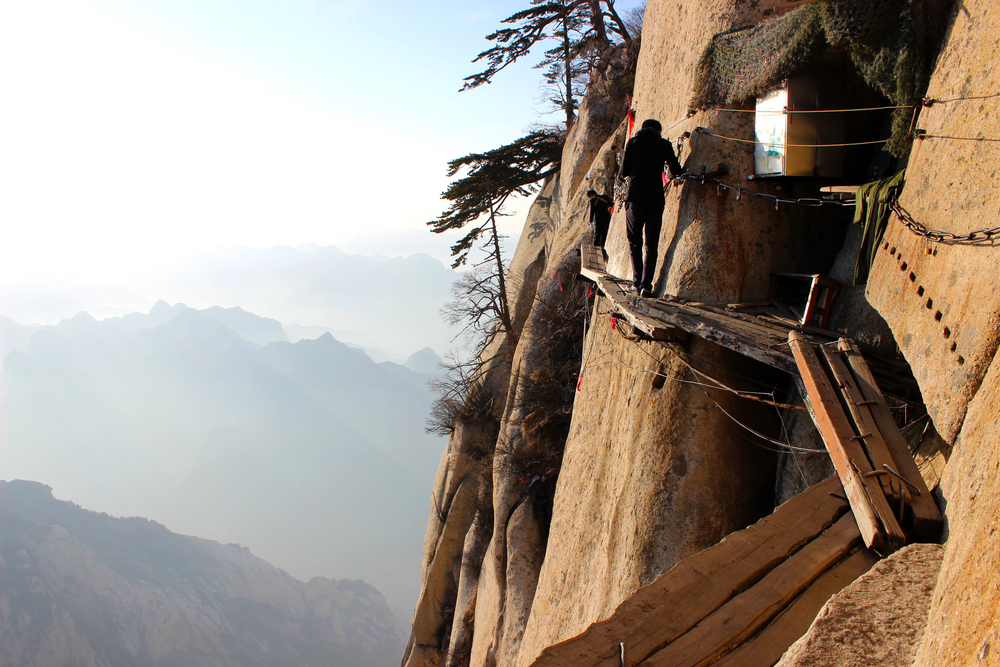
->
xmin=708 ymin=105 xmax=913 ymax=114
xmin=697 ymin=126 xmax=890 ymax=148
xmin=647 ymin=105 xmax=910 ymax=142
xmin=649 ymin=340 xmax=807 ymax=411
xmin=700 ymin=386 xmax=826 ymax=453
xmin=928 ymin=43 xmax=1000 ymax=100
xmin=920 ymin=97 xmax=1000 ymax=137
xmin=591 ymin=311 xmax=825 ymax=454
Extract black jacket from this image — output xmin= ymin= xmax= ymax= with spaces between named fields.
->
xmin=589 ymin=193 xmax=613 ymax=223
xmin=619 ymin=127 xmax=684 ymax=204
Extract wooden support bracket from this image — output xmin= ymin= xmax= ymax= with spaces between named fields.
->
xmin=837 ymin=340 xmax=943 ymax=538
xmin=788 ymin=332 xmax=905 ymax=554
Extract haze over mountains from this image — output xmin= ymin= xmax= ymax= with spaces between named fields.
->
xmin=0 ymin=245 xmax=460 ymax=361
xmin=0 ymin=297 xmax=449 ymax=624
xmin=0 ymin=479 xmax=404 ymax=666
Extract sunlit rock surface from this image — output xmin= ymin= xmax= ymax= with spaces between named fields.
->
xmin=400 ymin=0 xmax=998 ymax=665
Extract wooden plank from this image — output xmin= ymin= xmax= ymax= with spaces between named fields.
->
xmin=580 ymin=243 xmax=608 ymax=282
xmin=762 ymin=0 xmax=822 ymax=12
xmin=757 ymin=305 xmax=803 ymax=328
xmin=624 ymin=478 xmax=847 ymax=664
xmin=820 ymin=346 xmax=901 ymax=502
xmin=838 ymin=340 xmax=943 ymax=538
xmin=596 ymin=276 xmax=681 ymax=342
xmin=633 ymin=300 xmax=799 ymax=374
xmin=639 ymin=514 xmax=863 ymax=667
xmin=788 ymin=332 xmax=905 ymax=554
xmin=725 ymin=301 xmax=773 ymax=310
xmin=527 ymin=477 xmax=849 ymax=667
xmin=710 ymin=547 xmax=879 ymax=667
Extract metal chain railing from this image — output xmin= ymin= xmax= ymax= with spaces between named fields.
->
xmin=889 ymin=199 xmax=1000 ymax=244
xmin=616 ymin=163 xmax=997 ymax=244
xmin=678 ymin=172 xmax=853 ymax=209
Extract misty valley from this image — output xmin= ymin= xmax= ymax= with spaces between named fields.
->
xmin=0 ymin=294 xmax=450 ymax=665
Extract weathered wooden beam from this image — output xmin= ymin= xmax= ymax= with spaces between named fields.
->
xmin=710 ymin=547 xmax=879 ymax=667
xmin=788 ymin=332 xmax=905 ymax=554
xmin=640 ymin=514 xmax=863 ymax=667
xmin=597 ymin=276 xmax=683 ymax=342
xmin=633 ymin=300 xmax=799 ymax=374
xmin=625 ymin=478 xmax=847 ymax=664
xmin=838 ymin=339 xmax=944 ymax=538
xmin=820 ymin=346 xmax=901 ymax=502
xmin=526 ymin=477 xmax=849 ymax=667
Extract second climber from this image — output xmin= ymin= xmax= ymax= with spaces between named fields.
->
xmin=587 ymin=189 xmax=614 ymax=259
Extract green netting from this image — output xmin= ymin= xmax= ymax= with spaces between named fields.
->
xmin=690 ymin=0 xmax=952 ymax=156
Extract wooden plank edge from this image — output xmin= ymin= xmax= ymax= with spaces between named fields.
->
xmin=638 ymin=514 xmax=863 ymax=667
xmin=625 ymin=478 xmax=850 ymax=662
xmin=709 ymin=547 xmax=879 ymax=667
xmin=596 ymin=277 xmax=681 ymax=341
xmin=632 ymin=301 xmax=798 ymax=374
xmin=526 ymin=477 xmax=848 ymax=667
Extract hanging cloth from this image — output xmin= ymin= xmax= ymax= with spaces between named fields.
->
xmin=853 ymin=169 xmax=906 ymax=286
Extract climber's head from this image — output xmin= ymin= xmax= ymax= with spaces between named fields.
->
xmin=641 ymin=119 xmax=662 ymax=133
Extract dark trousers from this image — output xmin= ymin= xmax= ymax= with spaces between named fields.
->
xmin=625 ymin=200 xmax=664 ymax=291
xmin=592 ymin=213 xmax=611 ymax=247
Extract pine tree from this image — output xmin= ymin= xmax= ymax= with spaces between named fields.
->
xmin=461 ymin=0 xmax=633 ymax=113
xmin=428 ymin=131 xmax=563 ymax=345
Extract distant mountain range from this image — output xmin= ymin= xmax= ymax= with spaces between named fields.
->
xmin=0 ymin=245 xmax=461 ymax=361
xmin=0 ymin=479 xmax=404 ymax=667
xmin=0 ymin=302 xmax=445 ymax=623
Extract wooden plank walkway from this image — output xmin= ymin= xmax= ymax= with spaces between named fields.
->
xmin=526 ymin=477 xmax=878 ymax=667
xmin=583 ymin=245 xmax=689 ymax=342
xmin=579 ymin=243 xmax=943 ymax=550
xmin=582 ymin=242 xmax=828 ymax=374
xmin=545 ymin=244 xmax=944 ymax=666
xmin=580 ymin=243 xmax=915 ymax=396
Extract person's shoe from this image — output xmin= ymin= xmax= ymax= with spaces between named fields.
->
xmin=640 ymin=288 xmax=655 ymax=298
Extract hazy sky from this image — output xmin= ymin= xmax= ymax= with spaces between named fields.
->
xmin=0 ymin=0 xmax=641 ymax=295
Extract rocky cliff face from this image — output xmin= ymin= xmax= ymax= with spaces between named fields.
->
xmin=0 ymin=480 xmax=403 ymax=667
xmin=404 ymin=1 xmax=998 ymax=665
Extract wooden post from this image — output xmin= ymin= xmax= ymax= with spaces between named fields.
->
xmin=801 ymin=275 xmax=820 ymax=327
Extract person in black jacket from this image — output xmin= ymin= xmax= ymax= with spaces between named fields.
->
xmin=619 ymin=118 xmax=684 ymax=297
xmin=587 ymin=189 xmax=613 ymax=252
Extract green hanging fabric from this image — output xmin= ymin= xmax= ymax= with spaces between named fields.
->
xmin=853 ymin=169 xmax=906 ymax=285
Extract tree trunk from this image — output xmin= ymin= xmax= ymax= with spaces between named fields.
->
xmin=588 ymin=0 xmax=608 ymax=46
xmin=487 ymin=201 xmax=516 ymax=347
xmin=604 ymin=0 xmax=632 ymax=41
xmin=561 ymin=9 xmax=576 ymax=128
